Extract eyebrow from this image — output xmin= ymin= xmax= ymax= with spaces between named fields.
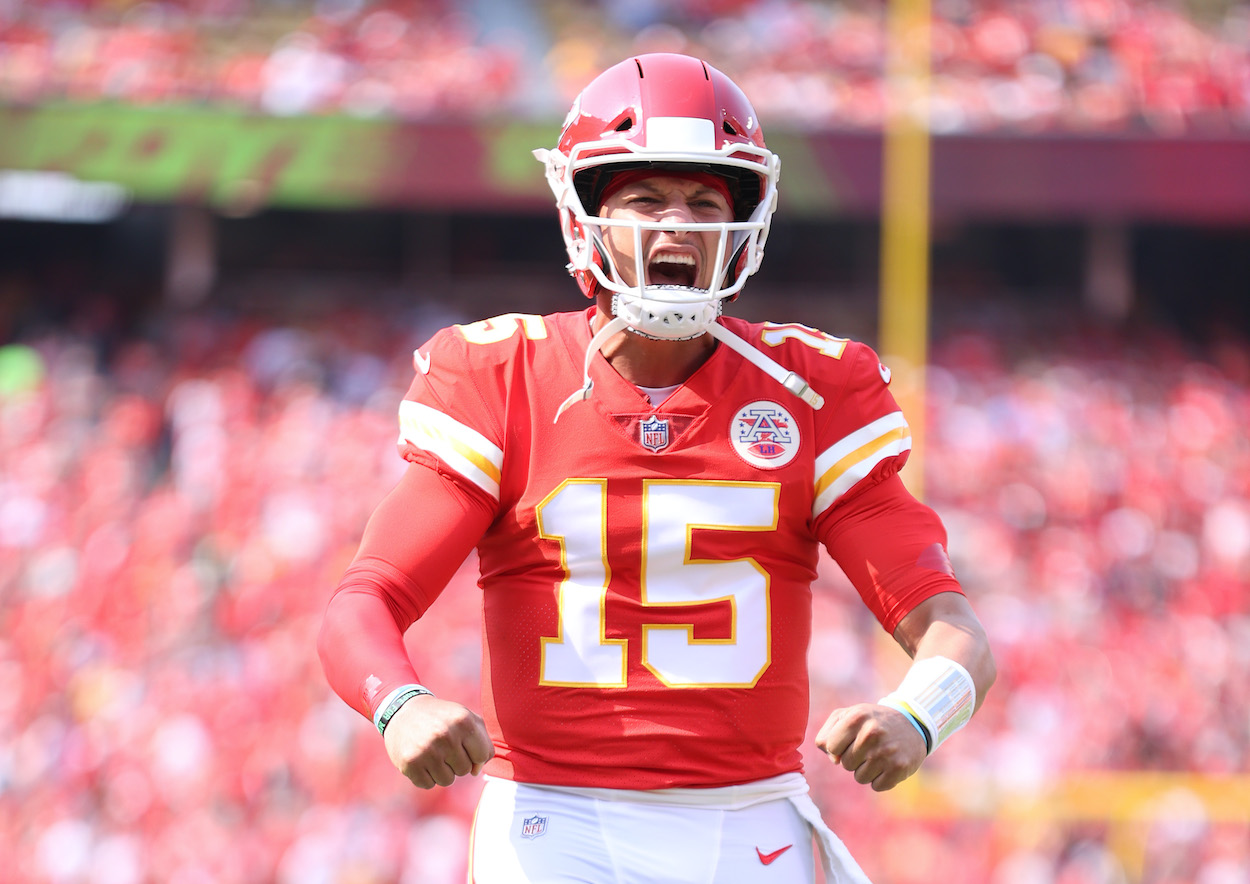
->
xmin=624 ymin=180 xmax=728 ymax=201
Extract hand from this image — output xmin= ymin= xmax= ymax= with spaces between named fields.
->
xmin=814 ymin=703 xmax=927 ymax=792
xmin=382 ymin=695 xmax=495 ymax=789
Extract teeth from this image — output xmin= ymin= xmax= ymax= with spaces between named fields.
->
xmin=652 ymin=254 xmax=695 ymax=266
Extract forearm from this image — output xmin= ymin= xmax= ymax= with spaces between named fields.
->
xmin=869 ymin=591 xmax=996 ymax=758
xmin=319 ymin=462 xmax=495 ymax=721
xmin=319 ymin=583 xmax=423 ymax=720
xmin=893 ymin=591 xmax=996 ymax=714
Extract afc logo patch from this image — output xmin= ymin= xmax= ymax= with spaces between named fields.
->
xmin=640 ymin=416 xmax=671 ymax=452
xmin=520 ymin=814 xmax=549 ymax=840
xmin=731 ymin=400 xmax=800 ymax=468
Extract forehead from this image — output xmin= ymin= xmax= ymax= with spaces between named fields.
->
xmin=613 ymin=175 xmax=722 ymax=194
xmin=601 ymin=174 xmax=733 ymax=212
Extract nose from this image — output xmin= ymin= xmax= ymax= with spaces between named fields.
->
xmin=657 ymin=201 xmax=697 ymax=236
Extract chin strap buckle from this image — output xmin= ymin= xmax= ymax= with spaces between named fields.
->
xmin=554 ymin=380 xmax=594 ymax=422
xmin=780 ymin=372 xmax=826 ymax=409
xmin=705 ymin=323 xmax=825 ymax=411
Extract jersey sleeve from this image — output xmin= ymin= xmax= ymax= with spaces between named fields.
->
xmin=806 ymin=339 xmax=962 ymax=633
xmin=809 ymin=340 xmax=913 ymax=520
xmin=398 ymin=321 xmax=511 ymax=506
xmin=817 ymin=472 xmax=964 ymax=634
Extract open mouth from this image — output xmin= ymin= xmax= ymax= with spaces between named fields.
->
xmin=647 ymin=252 xmax=698 ymax=288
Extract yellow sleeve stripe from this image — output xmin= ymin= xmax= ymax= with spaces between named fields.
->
xmin=812 ymin=412 xmax=912 ymax=517
xmin=398 ymin=400 xmax=503 ymax=500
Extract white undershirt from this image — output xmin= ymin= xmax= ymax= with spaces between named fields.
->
xmin=637 ymin=383 xmax=681 ymax=406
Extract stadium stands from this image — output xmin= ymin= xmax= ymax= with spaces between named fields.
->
xmin=3 ymin=1 xmax=1249 ymax=881
xmin=1 ymin=300 xmax=1247 ymax=882
xmin=0 ymin=0 xmax=1247 ymax=131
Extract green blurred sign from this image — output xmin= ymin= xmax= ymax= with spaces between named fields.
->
xmin=1 ymin=103 xmax=396 ymax=210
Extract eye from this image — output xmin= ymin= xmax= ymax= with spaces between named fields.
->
xmin=691 ymin=197 xmax=729 ymax=214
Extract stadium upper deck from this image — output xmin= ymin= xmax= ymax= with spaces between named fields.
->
xmin=0 ymin=0 xmax=1247 ymax=133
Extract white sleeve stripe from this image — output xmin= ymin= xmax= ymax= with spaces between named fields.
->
xmin=812 ymin=432 xmax=912 ymax=517
xmin=813 ymin=411 xmax=909 ymax=478
xmin=814 ymin=424 xmax=911 ymax=500
xmin=812 ymin=412 xmax=912 ymax=517
xmin=398 ymin=400 xmax=503 ymax=500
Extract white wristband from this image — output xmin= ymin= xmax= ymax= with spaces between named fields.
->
xmin=373 ymin=683 xmax=435 ymax=735
xmin=879 ymin=656 xmax=975 ymax=754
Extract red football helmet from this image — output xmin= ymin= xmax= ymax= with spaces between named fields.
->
xmin=534 ymin=53 xmax=781 ymax=342
xmin=539 ymin=55 xmax=822 ymax=422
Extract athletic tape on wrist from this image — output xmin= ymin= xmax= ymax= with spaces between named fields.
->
xmin=374 ymin=683 xmax=435 ymax=736
xmin=879 ymin=656 xmax=975 ymax=754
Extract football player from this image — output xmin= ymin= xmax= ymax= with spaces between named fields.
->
xmin=319 ymin=53 xmax=995 ymax=883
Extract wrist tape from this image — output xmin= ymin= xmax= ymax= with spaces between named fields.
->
xmin=374 ymin=683 xmax=435 ymax=736
xmin=879 ymin=656 xmax=975 ymax=755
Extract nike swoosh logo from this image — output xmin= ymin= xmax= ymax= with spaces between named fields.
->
xmin=756 ymin=844 xmax=792 ymax=865
xmin=413 ymin=349 xmax=431 ymax=374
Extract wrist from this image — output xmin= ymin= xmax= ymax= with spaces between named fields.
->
xmin=878 ymin=696 xmax=932 ymax=753
xmin=878 ymin=655 xmax=975 ymax=755
xmin=374 ymin=683 xmax=435 ymax=736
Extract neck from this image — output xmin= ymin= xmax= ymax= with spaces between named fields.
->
xmin=591 ymin=306 xmax=717 ymax=387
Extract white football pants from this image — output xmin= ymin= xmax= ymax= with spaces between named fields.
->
xmin=468 ymin=773 xmax=873 ymax=884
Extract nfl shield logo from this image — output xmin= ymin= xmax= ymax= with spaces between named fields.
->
xmin=640 ymin=416 xmax=670 ymax=452
xmin=521 ymin=814 xmax=548 ymax=839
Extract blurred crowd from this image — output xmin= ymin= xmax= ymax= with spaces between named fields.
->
xmin=1 ymin=0 xmax=1249 ymax=132
xmin=1 ymin=300 xmax=1247 ymax=883
xmin=0 ymin=0 xmax=519 ymax=118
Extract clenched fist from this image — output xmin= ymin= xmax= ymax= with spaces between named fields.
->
xmin=383 ymin=695 xmax=495 ymax=789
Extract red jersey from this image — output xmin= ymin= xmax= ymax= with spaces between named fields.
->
xmin=375 ymin=307 xmax=958 ymax=789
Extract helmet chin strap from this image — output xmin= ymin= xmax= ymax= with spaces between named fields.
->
xmin=703 ymin=321 xmax=825 ymax=409
xmin=609 ymin=289 xmax=720 ymax=342
xmin=554 ymin=315 xmax=629 ymax=421
xmin=553 ymin=307 xmax=825 ymax=424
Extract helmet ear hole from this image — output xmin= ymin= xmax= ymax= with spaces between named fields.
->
xmin=726 ymin=240 xmax=752 ymax=301
xmin=574 ymin=234 xmax=610 ymax=299
xmin=591 ymin=240 xmax=609 ymax=287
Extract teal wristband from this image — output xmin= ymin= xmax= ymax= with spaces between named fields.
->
xmin=880 ymin=696 xmax=934 ymax=754
xmin=375 ymin=685 xmax=434 ymax=736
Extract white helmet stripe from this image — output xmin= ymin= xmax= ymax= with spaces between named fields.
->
xmin=644 ymin=117 xmax=717 ymax=150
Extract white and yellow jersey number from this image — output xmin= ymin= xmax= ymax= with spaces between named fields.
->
xmin=536 ymin=480 xmax=779 ymax=689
